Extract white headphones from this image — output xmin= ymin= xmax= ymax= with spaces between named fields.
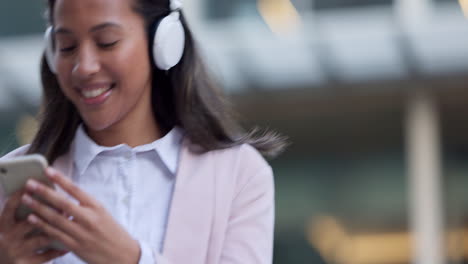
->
xmin=44 ymin=0 xmax=185 ymax=74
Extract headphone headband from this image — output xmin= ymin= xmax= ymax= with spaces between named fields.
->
xmin=170 ymin=0 xmax=183 ymax=11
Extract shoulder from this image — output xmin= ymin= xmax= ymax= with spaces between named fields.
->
xmin=218 ymin=143 xmax=271 ymax=174
xmin=216 ymin=144 xmax=268 ymax=167
xmin=0 ymin=145 xmax=31 ymax=160
xmin=188 ymin=143 xmax=271 ymax=174
xmin=183 ymin=142 xmax=273 ymax=195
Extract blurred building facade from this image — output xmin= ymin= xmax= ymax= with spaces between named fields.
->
xmin=2 ymin=0 xmax=468 ymax=263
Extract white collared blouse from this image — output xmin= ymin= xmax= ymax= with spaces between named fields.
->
xmin=54 ymin=125 xmax=183 ymax=264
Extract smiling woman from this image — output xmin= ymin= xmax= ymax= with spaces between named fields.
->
xmin=0 ymin=0 xmax=287 ymax=263
xmin=50 ymin=0 xmax=155 ymax=139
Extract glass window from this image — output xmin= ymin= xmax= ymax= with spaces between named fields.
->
xmin=205 ymin=0 xmax=394 ymax=20
xmin=0 ymin=2 xmax=45 ymax=36
xmin=314 ymin=0 xmax=393 ymax=10
xmin=205 ymin=0 xmax=259 ymax=20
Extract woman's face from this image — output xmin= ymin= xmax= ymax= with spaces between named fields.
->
xmin=53 ymin=0 xmax=153 ymax=132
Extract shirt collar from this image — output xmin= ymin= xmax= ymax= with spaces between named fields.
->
xmin=72 ymin=124 xmax=184 ymax=177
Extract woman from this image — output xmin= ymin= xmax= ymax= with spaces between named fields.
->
xmin=0 ymin=0 xmax=286 ymax=263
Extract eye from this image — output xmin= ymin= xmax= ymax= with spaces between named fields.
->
xmin=98 ymin=40 xmax=119 ymax=49
xmin=59 ymin=46 xmax=76 ymax=53
xmin=56 ymin=38 xmax=77 ymax=53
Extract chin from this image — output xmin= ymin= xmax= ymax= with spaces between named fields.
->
xmin=81 ymin=116 xmax=115 ymax=133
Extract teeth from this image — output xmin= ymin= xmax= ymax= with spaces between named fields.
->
xmin=81 ymin=87 xmax=110 ymax=98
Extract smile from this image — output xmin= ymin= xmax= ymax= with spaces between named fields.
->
xmin=77 ymin=83 xmax=116 ymax=105
xmin=81 ymin=87 xmax=111 ymax=98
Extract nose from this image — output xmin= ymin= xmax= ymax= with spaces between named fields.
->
xmin=72 ymin=45 xmax=100 ymax=79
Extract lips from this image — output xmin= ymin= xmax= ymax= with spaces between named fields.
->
xmin=81 ymin=87 xmax=111 ymax=98
xmin=76 ymin=82 xmax=116 ymax=105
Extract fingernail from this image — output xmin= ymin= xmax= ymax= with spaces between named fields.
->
xmin=46 ymin=168 xmax=57 ymax=178
xmin=28 ymin=214 xmax=38 ymax=224
xmin=26 ymin=179 xmax=38 ymax=190
xmin=22 ymin=194 xmax=33 ymax=205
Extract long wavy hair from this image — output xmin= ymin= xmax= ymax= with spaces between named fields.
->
xmin=27 ymin=0 xmax=288 ymax=163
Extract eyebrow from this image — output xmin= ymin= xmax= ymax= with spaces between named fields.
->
xmin=54 ymin=22 xmax=122 ymax=35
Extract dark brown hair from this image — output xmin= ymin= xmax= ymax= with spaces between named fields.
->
xmin=28 ymin=0 xmax=288 ymax=163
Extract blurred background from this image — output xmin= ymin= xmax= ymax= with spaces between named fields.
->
xmin=1 ymin=0 xmax=468 ymax=263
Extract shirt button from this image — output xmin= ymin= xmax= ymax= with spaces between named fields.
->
xmin=125 ymin=152 xmax=132 ymax=160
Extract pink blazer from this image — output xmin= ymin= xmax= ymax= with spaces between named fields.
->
xmin=0 ymin=138 xmax=275 ymax=263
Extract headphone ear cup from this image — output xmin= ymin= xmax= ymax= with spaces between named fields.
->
xmin=44 ymin=27 xmax=57 ymax=74
xmin=152 ymin=12 xmax=185 ymax=70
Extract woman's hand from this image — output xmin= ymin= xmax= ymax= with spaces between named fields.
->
xmin=21 ymin=168 xmax=141 ymax=264
xmin=0 ymin=190 xmax=67 ymax=264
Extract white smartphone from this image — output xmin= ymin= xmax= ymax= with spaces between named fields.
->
xmin=0 ymin=154 xmax=66 ymax=251
xmin=0 ymin=154 xmax=53 ymax=220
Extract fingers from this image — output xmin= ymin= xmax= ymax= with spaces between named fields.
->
xmin=1 ymin=225 xmax=65 ymax=263
xmin=21 ymin=194 xmax=83 ymax=241
xmin=11 ymin=220 xmax=37 ymax=240
xmin=20 ymin=235 xmax=54 ymax=255
xmin=0 ymin=221 xmax=35 ymax=255
xmin=45 ymin=168 xmax=96 ymax=207
xmin=0 ymin=190 xmax=25 ymax=228
xmin=27 ymin=214 xmax=77 ymax=251
xmin=26 ymin=249 xmax=69 ymax=264
xmin=24 ymin=178 xmax=86 ymax=223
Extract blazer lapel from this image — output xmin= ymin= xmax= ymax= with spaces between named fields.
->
xmin=162 ymin=139 xmax=216 ymax=263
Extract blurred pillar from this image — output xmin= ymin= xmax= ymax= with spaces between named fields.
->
xmin=394 ymin=0 xmax=431 ymax=29
xmin=406 ymin=89 xmax=444 ymax=264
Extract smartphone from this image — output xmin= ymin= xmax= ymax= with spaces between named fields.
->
xmin=0 ymin=154 xmax=66 ymax=251
xmin=0 ymin=154 xmax=53 ymax=220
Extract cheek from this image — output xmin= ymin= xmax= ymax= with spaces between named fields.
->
xmin=55 ymin=70 xmax=74 ymax=99
xmin=112 ymin=47 xmax=152 ymax=87
xmin=55 ymin=59 xmax=72 ymax=84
